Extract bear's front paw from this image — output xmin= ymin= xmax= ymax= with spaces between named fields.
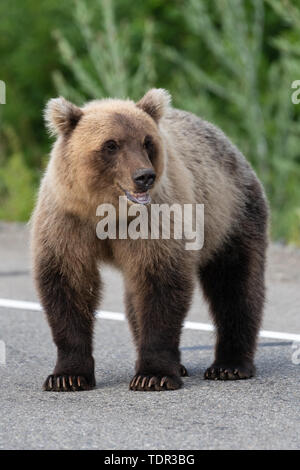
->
xmin=129 ymin=374 xmax=182 ymax=391
xmin=43 ymin=374 xmax=96 ymax=391
xmin=204 ymin=362 xmax=255 ymax=380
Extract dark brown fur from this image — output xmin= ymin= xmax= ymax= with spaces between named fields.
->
xmin=200 ymin=181 xmax=267 ymax=379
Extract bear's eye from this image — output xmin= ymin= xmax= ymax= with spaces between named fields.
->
xmin=143 ymin=135 xmax=153 ymax=151
xmin=143 ymin=135 xmax=156 ymax=161
xmin=103 ymin=140 xmax=119 ymax=153
xmin=143 ymin=135 xmax=154 ymax=152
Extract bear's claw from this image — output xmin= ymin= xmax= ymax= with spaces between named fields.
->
xmin=180 ymin=364 xmax=189 ymax=377
xmin=43 ymin=374 xmax=95 ymax=391
xmin=129 ymin=374 xmax=182 ymax=391
xmin=204 ymin=363 xmax=255 ymax=380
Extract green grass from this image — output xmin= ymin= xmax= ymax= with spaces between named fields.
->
xmin=0 ymin=153 xmax=38 ymax=222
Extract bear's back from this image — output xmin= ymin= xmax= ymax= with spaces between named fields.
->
xmin=162 ymin=107 xmax=252 ymax=179
xmin=157 ymin=107 xmax=266 ymax=262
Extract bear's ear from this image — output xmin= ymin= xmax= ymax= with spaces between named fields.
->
xmin=136 ymin=88 xmax=171 ymax=123
xmin=44 ymin=97 xmax=83 ymax=136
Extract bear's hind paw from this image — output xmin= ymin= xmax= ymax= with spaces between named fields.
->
xmin=204 ymin=362 xmax=255 ymax=380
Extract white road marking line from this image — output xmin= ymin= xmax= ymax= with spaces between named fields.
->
xmin=0 ymin=297 xmax=299 ymax=342
xmin=97 ymin=310 xmax=125 ymax=322
xmin=0 ymin=298 xmax=41 ymax=311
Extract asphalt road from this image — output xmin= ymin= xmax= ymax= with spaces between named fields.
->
xmin=0 ymin=222 xmax=299 ymax=450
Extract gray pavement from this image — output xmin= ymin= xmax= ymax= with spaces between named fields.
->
xmin=0 ymin=222 xmax=299 ymax=449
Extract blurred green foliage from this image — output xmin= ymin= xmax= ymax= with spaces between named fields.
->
xmin=0 ymin=0 xmax=299 ymax=243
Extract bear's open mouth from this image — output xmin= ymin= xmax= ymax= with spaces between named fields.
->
xmin=124 ymin=190 xmax=151 ymax=205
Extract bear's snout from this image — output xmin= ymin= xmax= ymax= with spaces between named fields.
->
xmin=132 ymin=168 xmax=156 ymax=192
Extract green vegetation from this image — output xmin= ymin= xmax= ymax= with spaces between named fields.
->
xmin=0 ymin=0 xmax=299 ymax=243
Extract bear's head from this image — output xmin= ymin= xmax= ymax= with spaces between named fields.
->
xmin=44 ymin=89 xmax=170 ymax=212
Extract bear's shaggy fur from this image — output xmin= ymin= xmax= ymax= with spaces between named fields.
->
xmin=31 ymin=89 xmax=268 ymax=391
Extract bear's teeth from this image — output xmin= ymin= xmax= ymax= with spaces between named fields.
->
xmin=135 ymin=192 xmax=151 ymax=204
xmin=125 ymin=190 xmax=151 ymax=204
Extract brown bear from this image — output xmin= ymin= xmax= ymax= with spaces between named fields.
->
xmin=30 ymin=89 xmax=268 ymax=392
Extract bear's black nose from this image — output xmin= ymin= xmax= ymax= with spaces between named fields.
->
xmin=133 ymin=168 xmax=156 ymax=191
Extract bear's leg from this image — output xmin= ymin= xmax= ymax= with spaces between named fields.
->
xmin=128 ymin=261 xmax=194 ymax=391
xmin=34 ymin=243 xmax=101 ymax=392
xmin=124 ymin=290 xmax=140 ymax=348
xmin=125 ymin=290 xmax=189 ymax=378
xmin=199 ymin=232 xmax=266 ymax=380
